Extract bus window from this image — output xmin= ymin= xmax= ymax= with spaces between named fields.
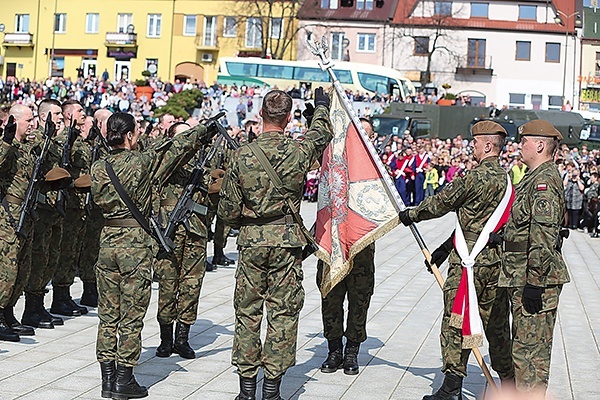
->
xmin=226 ymin=62 xmax=258 ymax=76
xmin=581 ymin=123 xmax=600 ymax=141
xmin=409 ymin=119 xmax=431 ymax=138
xmin=333 ymin=69 xmax=353 ymax=84
xmin=293 ymin=67 xmax=329 ymax=82
xmin=357 ymin=72 xmax=391 ymax=94
xmin=258 ymin=64 xmax=293 ymax=79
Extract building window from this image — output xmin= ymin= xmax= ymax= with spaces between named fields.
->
xmin=467 ymin=38 xmax=486 ymax=67
xmin=118 ymin=13 xmax=133 ymax=33
xmin=146 ymin=59 xmax=158 ymax=77
xmin=470 ymin=3 xmax=488 ymax=17
xmin=55 ymin=13 xmax=67 ymax=33
xmin=519 ymin=5 xmax=536 ymax=20
xmin=183 ymin=15 xmax=196 ymax=36
xmin=224 ymin=17 xmax=237 ymax=37
xmin=434 ymin=1 xmax=452 ymax=15
xmin=546 ymin=42 xmax=560 ymax=62
xmin=357 ymin=0 xmax=374 ymax=10
xmin=548 ymin=95 xmax=563 ymax=109
xmin=509 ymin=93 xmax=526 ymax=108
xmin=86 ymin=13 xmax=99 ymax=34
xmin=596 ymin=52 xmax=600 ymax=75
xmin=414 ymin=36 xmax=429 ymax=55
xmin=15 ymin=14 xmax=30 ymax=33
xmin=357 ymin=33 xmax=375 ymax=52
xmin=203 ymin=16 xmax=216 ymax=46
xmin=331 ymin=32 xmax=345 ymax=60
xmin=245 ymin=17 xmax=262 ymax=48
xmin=270 ymin=18 xmax=282 ymax=39
xmin=51 ymin=57 xmax=65 ymax=77
xmin=321 ymin=0 xmax=339 ymax=9
xmin=147 ymin=14 xmax=162 ymax=38
xmin=516 ymin=41 xmax=531 ymax=61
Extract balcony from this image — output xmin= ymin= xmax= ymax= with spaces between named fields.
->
xmin=455 ymin=55 xmax=493 ymax=76
xmin=105 ymin=32 xmax=137 ymax=47
xmin=3 ymin=33 xmax=34 ymax=47
xmin=194 ymin=35 xmax=218 ymax=50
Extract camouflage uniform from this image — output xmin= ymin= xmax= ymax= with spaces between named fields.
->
xmin=154 ymin=156 xmax=209 ymax=326
xmin=0 ymin=137 xmax=35 ymax=309
xmin=407 ymin=157 xmax=514 ymax=380
xmin=499 ymin=160 xmax=570 ymax=391
xmin=218 ymin=105 xmax=332 ymax=380
xmin=316 ymin=244 xmax=375 ymax=344
xmin=206 ymin=144 xmax=232 ymax=262
xmin=91 ymin=124 xmax=207 ymax=366
xmin=53 ymin=131 xmax=90 ymax=293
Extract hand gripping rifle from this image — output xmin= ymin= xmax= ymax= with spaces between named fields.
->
xmin=55 ymin=118 xmax=79 ymax=217
xmin=157 ymin=114 xmax=237 ymax=257
xmin=16 ymin=113 xmax=56 ymax=238
xmin=84 ymin=119 xmax=110 ymax=215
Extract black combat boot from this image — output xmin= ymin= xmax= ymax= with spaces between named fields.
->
xmin=50 ymin=286 xmax=82 ymax=317
xmin=112 ymin=365 xmax=148 ymax=400
xmin=423 ymin=372 xmax=463 ymax=400
xmin=38 ymin=303 xmax=64 ymax=326
xmin=235 ymin=375 xmax=257 ymax=400
xmin=212 ymin=246 xmax=234 ymax=266
xmin=100 ymin=360 xmax=116 ymax=398
xmin=0 ymin=307 xmax=20 ymax=342
xmin=321 ymin=338 xmax=344 ymax=373
xmin=173 ymin=322 xmax=195 ymax=359
xmin=262 ymin=377 xmax=283 ymax=400
xmin=205 ymin=261 xmax=216 ymax=272
xmin=21 ymin=293 xmax=54 ymax=329
xmin=81 ymin=282 xmax=99 ymax=308
xmin=4 ymin=306 xmax=35 ymax=336
xmin=155 ymin=323 xmax=173 ymax=358
xmin=343 ymin=340 xmax=360 ymax=375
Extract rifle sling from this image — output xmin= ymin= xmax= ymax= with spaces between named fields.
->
xmin=105 ymin=161 xmax=154 ymax=237
xmin=247 ymin=142 xmax=318 ymax=249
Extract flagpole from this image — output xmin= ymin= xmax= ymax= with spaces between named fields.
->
xmin=306 ymin=36 xmax=498 ymax=394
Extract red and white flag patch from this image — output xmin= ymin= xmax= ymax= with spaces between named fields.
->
xmin=537 ymin=184 xmax=547 ymax=191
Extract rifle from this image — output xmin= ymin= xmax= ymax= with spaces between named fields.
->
xmin=16 ymin=113 xmax=56 ymax=238
xmin=55 ymin=118 xmax=79 ymax=217
xmin=158 ymin=119 xmax=238 ymax=257
xmin=84 ymin=119 xmax=110 ymax=215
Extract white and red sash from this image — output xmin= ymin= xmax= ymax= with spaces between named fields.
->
xmin=394 ymin=156 xmax=414 ymax=179
xmin=450 ymin=174 xmax=514 ymax=349
xmin=416 ymin=153 xmax=430 ymax=173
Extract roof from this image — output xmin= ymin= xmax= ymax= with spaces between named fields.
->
xmin=298 ymin=0 xmax=399 ymax=22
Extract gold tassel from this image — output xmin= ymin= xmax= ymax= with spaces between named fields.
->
xmin=449 ymin=313 xmax=463 ymax=329
xmin=462 ymin=333 xmax=484 ymax=349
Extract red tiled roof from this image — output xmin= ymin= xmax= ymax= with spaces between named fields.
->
xmin=298 ymin=0 xmax=399 ymax=21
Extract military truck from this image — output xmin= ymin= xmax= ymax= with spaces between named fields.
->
xmin=371 ymin=103 xmax=585 ymax=146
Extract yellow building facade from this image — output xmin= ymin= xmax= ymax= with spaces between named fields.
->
xmin=0 ymin=0 xmax=298 ymax=84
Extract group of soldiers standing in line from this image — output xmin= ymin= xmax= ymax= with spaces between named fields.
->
xmin=1 ymin=85 xmax=570 ymax=400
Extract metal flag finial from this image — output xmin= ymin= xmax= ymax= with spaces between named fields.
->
xmin=305 ymin=35 xmax=332 ymax=71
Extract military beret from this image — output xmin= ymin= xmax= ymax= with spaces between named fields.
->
xmin=470 ymin=120 xmax=507 ymax=136
xmin=518 ymin=120 xmax=563 ymax=141
xmin=74 ymin=174 xmax=92 ymax=189
xmin=45 ymin=167 xmax=71 ymax=182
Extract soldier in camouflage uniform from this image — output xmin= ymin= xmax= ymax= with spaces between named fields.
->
xmin=218 ymin=88 xmax=332 ymax=400
xmin=317 ymin=118 xmax=378 ymax=376
xmin=91 ymin=112 xmax=210 ymax=399
xmin=0 ymin=104 xmax=38 ymax=341
xmin=51 ymin=100 xmax=90 ymax=317
xmin=154 ymin=122 xmax=210 ymax=360
xmin=499 ymin=120 xmax=570 ymax=394
xmin=399 ymin=121 xmax=514 ymax=400
xmin=22 ymin=99 xmax=67 ymax=329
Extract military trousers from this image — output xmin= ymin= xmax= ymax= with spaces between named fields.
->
xmin=316 ymin=244 xmax=375 ymax=343
xmin=26 ymin=207 xmax=63 ymax=295
xmin=440 ymin=262 xmax=513 ymax=379
xmin=207 ymin=193 xmax=231 ymax=247
xmin=508 ymin=285 xmax=562 ymax=392
xmin=0 ymin=202 xmax=32 ymax=308
xmin=96 ymin=227 xmax=153 ymax=367
xmin=232 ymin=246 xmax=304 ymax=380
xmin=54 ymin=207 xmax=86 ymax=288
xmin=154 ymin=226 xmax=207 ymax=326
xmin=78 ymin=207 xmax=104 ymax=284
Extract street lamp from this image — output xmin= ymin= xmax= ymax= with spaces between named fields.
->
xmin=554 ymin=11 xmax=582 ymax=108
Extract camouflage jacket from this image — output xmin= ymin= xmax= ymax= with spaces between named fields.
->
xmin=0 ymin=135 xmax=39 ymax=205
xmin=499 ymin=160 xmax=570 ymax=288
xmin=91 ymin=124 xmax=208 ymax=223
xmin=55 ymin=128 xmax=92 ymax=209
xmin=218 ymin=105 xmax=332 ymax=247
xmin=408 ymin=157 xmax=508 ymax=267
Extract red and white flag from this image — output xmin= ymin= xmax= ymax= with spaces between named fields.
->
xmin=315 ymin=89 xmax=400 ymax=297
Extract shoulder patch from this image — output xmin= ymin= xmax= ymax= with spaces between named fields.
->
xmin=534 ymin=198 xmax=551 ymax=216
xmin=537 ymin=183 xmax=547 ymax=191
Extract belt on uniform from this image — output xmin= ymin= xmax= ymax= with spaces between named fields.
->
xmin=241 ymin=215 xmax=294 ymax=226
xmin=504 ymin=241 xmax=528 ymax=252
xmin=104 ymin=218 xmax=140 ymax=228
xmin=160 ymin=199 xmax=178 ymax=207
xmin=3 ymin=194 xmax=23 ymax=205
